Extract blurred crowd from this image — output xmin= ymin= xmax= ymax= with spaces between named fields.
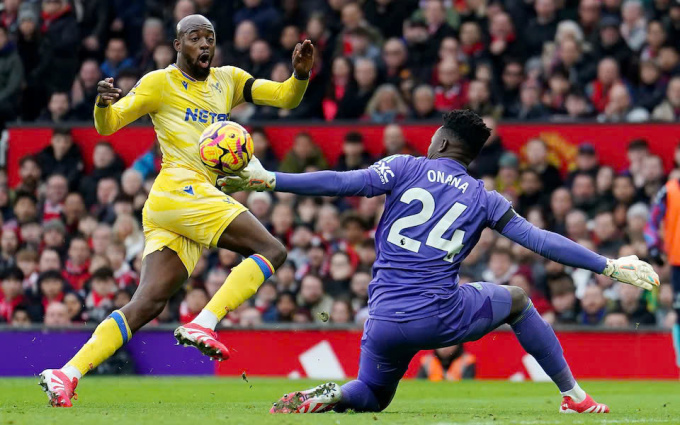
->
xmin=0 ymin=0 xmax=679 ymax=127
xmin=0 ymin=121 xmax=676 ymax=330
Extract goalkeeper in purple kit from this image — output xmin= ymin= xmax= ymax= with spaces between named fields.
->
xmin=220 ymin=110 xmax=659 ymax=415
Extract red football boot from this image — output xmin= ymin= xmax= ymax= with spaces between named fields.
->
xmin=174 ymin=323 xmax=230 ymax=361
xmin=560 ymin=394 xmax=609 ymax=413
xmin=270 ymin=382 xmax=341 ymax=414
xmin=39 ymin=369 xmax=78 ymax=407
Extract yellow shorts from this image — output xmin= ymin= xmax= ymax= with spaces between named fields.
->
xmin=142 ymin=167 xmax=247 ymax=274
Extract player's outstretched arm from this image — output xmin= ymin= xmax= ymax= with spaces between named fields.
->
xmin=93 ymin=73 xmax=162 ymax=136
xmin=218 ymin=157 xmax=384 ymax=198
xmin=498 ymin=209 xmax=660 ymax=291
xmin=248 ymin=40 xmax=314 ymax=109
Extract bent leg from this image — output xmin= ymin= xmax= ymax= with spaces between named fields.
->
xmin=63 ymin=249 xmax=188 ymax=378
xmin=336 ymin=320 xmax=416 ymax=413
xmin=194 ymin=211 xmax=287 ymax=329
xmin=503 ymin=286 xmax=584 ymax=400
xmin=672 ymin=266 xmax=680 ymax=367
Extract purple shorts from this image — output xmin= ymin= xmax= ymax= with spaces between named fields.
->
xmin=357 ymin=282 xmax=512 ymax=392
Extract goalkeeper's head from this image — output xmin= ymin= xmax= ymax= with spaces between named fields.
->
xmin=427 ymin=110 xmax=491 ymax=166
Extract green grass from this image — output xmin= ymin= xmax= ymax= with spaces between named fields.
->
xmin=0 ymin=377 xmax=678 ymax=425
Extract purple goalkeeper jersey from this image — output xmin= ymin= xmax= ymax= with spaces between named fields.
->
xmin=274 ymin=154 xmax=607 ymax=323
xmin=364 ymin=155 xmax=510 ymax=320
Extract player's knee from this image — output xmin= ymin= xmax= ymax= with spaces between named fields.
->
xmin=128 ymin=297 xmax=167 ymax=325
xmin=262 ymin=239 xmax=287 ymax=270
xmin=507 ymin=286 xmax=529 ymax=315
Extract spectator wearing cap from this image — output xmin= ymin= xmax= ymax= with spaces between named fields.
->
xmin=0 ymin=24 xmax=23 ymax=126
xmin=0 ymin=267 xmax=26 ymax=323
xmin=36 ymin=127 xmax=84 ymax=189
xmin=495 ymin=152 xmax=520 ymax=198
xmin=652 ymin=76 xmax=680 ymax=121
xmin=566 ymin=143 xmax=600 ymax=187
xmin=16 ymin=4 xmax=41 ymax=118
xmin=335 ymin=132 xmax=374 ymax=172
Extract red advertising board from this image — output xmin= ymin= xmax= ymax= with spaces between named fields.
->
xmin=7 ymin=123 xmax=679 ymax=187
xmin=215 ymin=329 xmax=679 ymax=380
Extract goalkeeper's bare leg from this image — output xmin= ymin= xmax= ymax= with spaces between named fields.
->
xmin=39 ymin=212 xmax=285 ymax=407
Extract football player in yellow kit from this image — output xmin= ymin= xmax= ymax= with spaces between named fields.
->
xmin=39 ymin=14 xmax=314 ymax=407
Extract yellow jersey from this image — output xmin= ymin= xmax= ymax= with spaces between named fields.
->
xmin=93 ymin=64 xmax=309 ymax=181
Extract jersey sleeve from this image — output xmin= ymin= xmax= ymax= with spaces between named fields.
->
xmin=226 ymin=66 xmax=309 ymax=110
xmin=273 ymin=155 xmax=411 ymax=198
xmin=93 ymin=70 xmax=164 ymax=136
xmin=483 ymin=190 xmax=514 ymax=230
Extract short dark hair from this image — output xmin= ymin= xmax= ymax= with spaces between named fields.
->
xmin=38 ymin=270 xmax=64 ymax=286
xmin=14 ymin=191 xmax=37 ymax=205
xmin=19 ymin=155 xmax=39 ymax=168
xmin=628 ymin=138 xmax=649 ymax=151
xmin=442 ymin=110 xmax=490 ymax=159
xmin=91 ymin=267 xmax=115 ymax=282
xmin=52 ymin=126 xmax=72 ymax=137
xmin=344 ymin=131 xmax=363 ymax=144
xmin=2 ymin=266 xmax=24 ymax=282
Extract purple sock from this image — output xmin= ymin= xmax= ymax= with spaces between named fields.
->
xmin=511 ymin=301 xmax=576 ymax=392
xmin=335 ymin=380 xmax=380 ymax=412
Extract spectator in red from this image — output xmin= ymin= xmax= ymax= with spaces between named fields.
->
xmin=434 ymin=59 xmax=468 ymax=111
xmin=40 ymin=174 xmax=68 ymax=222
xmin=509 ymin=273 xmax=552 ymax=316
xmin=0 ymin=267 xmax=25 ymax=323
xmin=30 ymin=270 xmax=67 ymax=322
xmin=84 ymin=267 xmax=116 ymax=323
xmin=62 ymin=192 xmax=86 ymax=234
xmin=459 ymin=22 xmax=486 ymax=65
xmin=323 ymin=56 xmax=353 ymax=120
xmin=106 ymin=242 xmax=137 ymax=289
xmin=63 ymin=235 xmax=91 ymax=291
xmin=488 ymin=12 xmax=522 ymax=73
xmin=179 ymin=287 xmax=209 ymax=324
xmin=334 ymin=2 xmax=382 ymax=57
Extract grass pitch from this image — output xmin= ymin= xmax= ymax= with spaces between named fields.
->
xmin=0 ymin=377 xmax=678 ymax=425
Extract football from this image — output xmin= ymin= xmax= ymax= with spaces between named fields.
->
xmin=198 ymin=121 xmax=254 ymax=175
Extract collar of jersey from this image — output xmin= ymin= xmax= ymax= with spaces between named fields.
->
xmin=171 ymin=64 xmax=199 ymax=83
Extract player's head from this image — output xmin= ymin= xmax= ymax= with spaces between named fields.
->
xmin=174 ymin=14 xmax=215 ymax=79
xmin=427 ymin=110 xmax=490 ymax=166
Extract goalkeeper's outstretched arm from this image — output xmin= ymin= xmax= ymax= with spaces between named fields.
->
xmin=495 ymin=208 xmax=660 ymax=290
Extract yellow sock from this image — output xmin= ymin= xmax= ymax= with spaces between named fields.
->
xmin=65 ymin=310 xmax=132 ymax=376
xmin=205 ymin=254 xmax=274 ymax=320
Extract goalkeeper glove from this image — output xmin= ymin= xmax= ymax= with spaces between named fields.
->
xmin=602 ymin=255 xmax=660 ymax=291
xmin=217 ymin=156 xmax=276 ymax=193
